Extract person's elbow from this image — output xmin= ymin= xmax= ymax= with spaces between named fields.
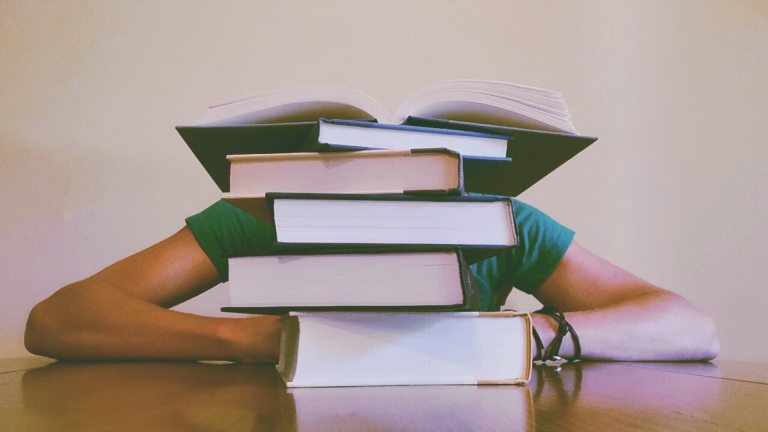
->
xmin=697 ymin=313 xmax=720 ymax=361
xmin=679 ymin=296 xmax=720 ymax=361
xmin=24 ymin=300 xmax=56 ymax=357
xmin=660 ymin=291 xmax=720 ymax=361
xmin=24 ymin=287 xmax=78 ymax=359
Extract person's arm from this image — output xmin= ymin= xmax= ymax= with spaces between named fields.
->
xmin=530 ymin=241 xmax=719 ymax=361
xmin=24 ymin=227 xmax=281 ymax=363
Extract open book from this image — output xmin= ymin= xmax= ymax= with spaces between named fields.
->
xmin=178 ymin=80 xmax=596 ymax=196
xmin=195 ymin=80 xmax=578 ymax=134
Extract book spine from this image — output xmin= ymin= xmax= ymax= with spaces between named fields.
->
xmin=265 ymin=191 xmax=514 ymax=203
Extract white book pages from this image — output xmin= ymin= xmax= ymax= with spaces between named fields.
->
xmin=318 ymin=122 xmax=509 ymax=158
xmin=198 ymin=86 xmax=388 ymax=125
xmin=284 ymin=312 xmax=530 ymax=387
xmin=194 ymin=80 xmax=575 ymax=133
xmin=227 ymin=150 xmax=460 ymax=197
xmin=228 ymin=251 xmax=463 ymax=307
xmin=273 ymin=199 xmax=517 ymax=246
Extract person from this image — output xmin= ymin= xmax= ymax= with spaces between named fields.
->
xmin=24 ymin=198 xmax=719 ymax=363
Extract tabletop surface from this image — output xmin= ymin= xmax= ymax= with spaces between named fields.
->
xmin=2 ymin=357 xmax=766 ymax=431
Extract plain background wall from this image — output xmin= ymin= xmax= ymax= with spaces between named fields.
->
xmin=2 ymin=1 xmax=766 ymax=361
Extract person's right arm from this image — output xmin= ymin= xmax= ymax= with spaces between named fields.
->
xmin=25 ymin=227 xmax=281 ymax=363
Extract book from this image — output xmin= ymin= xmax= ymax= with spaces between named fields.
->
xmin=193 ymin=80 xmax=577 ymax=133
xmin=176 ymin=80 xmax=596 ymax=196
xmin=277 ymin=310 xmax=533 ymax=387
xmin=408 ymin=116 xmax=597 ymax=196
xmin=225 ymin=148 xmax=468 ymax=198
xmin=177 ymin=122 xmax=314 ymax=192
xmin=302 ymin=118 xmax=510 ymax=158
xmin=222 ymin=249 xmax=477 ymax=313
xmin=224 ymin=193 xmax=518 ymax=251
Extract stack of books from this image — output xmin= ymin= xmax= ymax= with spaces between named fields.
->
xmin=177 ymin=80 xmax=597 ymax=387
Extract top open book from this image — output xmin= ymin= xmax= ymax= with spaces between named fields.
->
xmin=195 ymin=80 xmax=578 ymax=134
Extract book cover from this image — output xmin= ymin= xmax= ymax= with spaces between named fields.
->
xmin=406 ymin=116 xmax=598 ymax=196
xmin=176 ymin=122 xmax=315 ymax=191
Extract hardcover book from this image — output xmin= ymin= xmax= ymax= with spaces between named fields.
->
xmin=302 ymin=118 xmax=510 ymax=159
xmin=224 ymin=192 xmax=518 ymax=251
xmin=223 ymin=249 xmax=478 ymax=313
xmin=277 ymin=310 xmax=533 ymax=387
xmin=225 ymin=148 xmax=468 ymax=197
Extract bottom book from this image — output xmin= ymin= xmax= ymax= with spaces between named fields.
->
xmin=277 ymin=311 xmax=532 ymax=387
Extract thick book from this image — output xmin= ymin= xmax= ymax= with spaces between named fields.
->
xmin=222 ymin=249 xmax=477 ymax=314
xmin=224 ymin=193 xmax=518 ymax=251
xmin=302 ymin=118 xmax=510 ymax=158
xmin=225 ymin=148 xmax=468 ymax=198
xmin=277 ymin=311 xmax=533 ymax=387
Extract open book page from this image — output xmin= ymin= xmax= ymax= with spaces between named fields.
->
xmin=395 ymin=80 xmax=575 ymax=133
xmin=195 ymin=80 xmax=577 ymax=133
xmin=398 ymin=79 xmax=569 ymax=116
xmin=196 ymin=85 xmax=389 ymax=126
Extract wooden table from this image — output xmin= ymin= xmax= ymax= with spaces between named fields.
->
xmin=1 ymin=357 xmax=766 ymax=431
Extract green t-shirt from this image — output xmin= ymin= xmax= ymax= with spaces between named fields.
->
xmin=185 ymin=198 xmax=574 ymax=311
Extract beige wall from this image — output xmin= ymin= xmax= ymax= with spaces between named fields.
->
xmin=2 ymin=1 xmax=766 ymax=361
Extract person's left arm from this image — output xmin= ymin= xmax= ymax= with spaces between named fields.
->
xmin=530 ymin=241 xmax=719 ymax=361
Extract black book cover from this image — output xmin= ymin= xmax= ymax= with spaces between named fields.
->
xmin=177 ymin=122 xmax=315 ymax=191
xmin=405 ymin=116 xmax=598 ymax=196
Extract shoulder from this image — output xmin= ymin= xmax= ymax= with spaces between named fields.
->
xmin=184 ymin=200 xmax=277 ymax=281
xmin=508 ymin=198 xmax=576 ymax=292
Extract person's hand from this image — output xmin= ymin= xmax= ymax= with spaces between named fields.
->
xmin=226 ymin=315 xmax=282 ymax=364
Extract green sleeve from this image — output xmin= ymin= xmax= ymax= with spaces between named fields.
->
xmin=185 ymin=200 xmax=278 ymax=282
xmin=186 ymin=198 xmax=574 ymax=309
xmin=470 ymin=198 xmax=575 ymax=311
